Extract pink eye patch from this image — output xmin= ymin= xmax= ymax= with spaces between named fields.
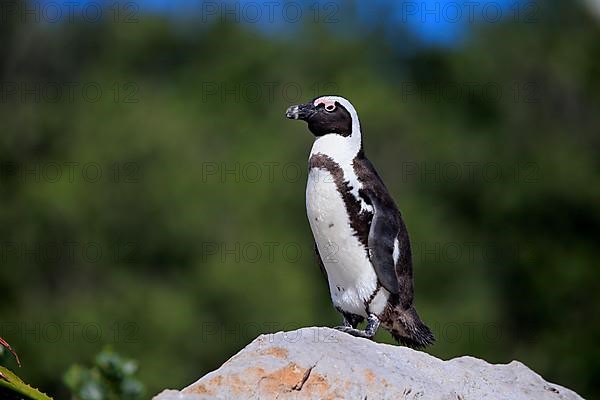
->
xmin=314 ymin=97 xmax=336 ymax=111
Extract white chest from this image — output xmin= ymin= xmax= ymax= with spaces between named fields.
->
xmin=306 ymin=167 xmax=380 ymax=317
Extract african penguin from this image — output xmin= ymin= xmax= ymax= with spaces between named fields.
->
xmin=286 ymin=95 xmax=434 ymax=348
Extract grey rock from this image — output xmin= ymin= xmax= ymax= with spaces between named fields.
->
xmin=154 ymin=327 xmax=583 ymax=400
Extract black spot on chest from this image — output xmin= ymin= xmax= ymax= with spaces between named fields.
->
xmin=309 ymin=153 xmax=372 ymax=252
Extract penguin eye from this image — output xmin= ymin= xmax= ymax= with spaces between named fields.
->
xmin=325 ymin=104 xmax=336 ymax=112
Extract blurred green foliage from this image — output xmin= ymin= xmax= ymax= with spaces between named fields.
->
xmin=0 ymin=0 xmax=598 ymax=398
xmin=64 ymin=348 xmax=144 ymax=400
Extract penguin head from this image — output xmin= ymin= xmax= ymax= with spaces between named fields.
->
xmin=286 ymin=95 xmax=359 ymax=137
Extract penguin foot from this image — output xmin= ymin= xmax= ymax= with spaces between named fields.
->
xmin=334 ymin=325 xmax=373 ymax=338
xmin=334 ymin=314 xmax=380 ymax=339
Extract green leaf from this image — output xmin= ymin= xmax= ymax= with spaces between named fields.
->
xmin=0 ymin=366 xmax=53 ymax=400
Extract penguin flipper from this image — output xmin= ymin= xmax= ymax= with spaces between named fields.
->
xmin=364 ymin=187 xmax=415 ymax=308
xmin=364 ymin=189 xmax=401 ymax=295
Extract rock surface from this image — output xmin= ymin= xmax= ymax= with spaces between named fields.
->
xmin=154 ymin=327 xmax=583 ymax=400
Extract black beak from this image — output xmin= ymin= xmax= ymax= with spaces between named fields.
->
xmin=286 ymin=103 xmax=316 ymax=121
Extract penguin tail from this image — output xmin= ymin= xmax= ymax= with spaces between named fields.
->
xmin=389 ymin=306 xmax=434 ymax=349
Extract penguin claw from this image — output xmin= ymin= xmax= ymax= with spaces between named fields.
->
xmin=333 ymin=326 xmax=374 ymax=339
xmin=334 ymin=313 xmax=380 ymax=339
xmin=334 ymin=325 xmax=353 ymax=332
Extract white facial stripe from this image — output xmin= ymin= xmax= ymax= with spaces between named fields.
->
xmin=308 ymin=96 xmax=369 ymax=213
xmin=309 ymin=95 xmax=362 ymax=153
xmin=314 ymin=97 xmax=336 ymax=110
